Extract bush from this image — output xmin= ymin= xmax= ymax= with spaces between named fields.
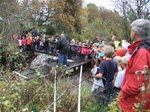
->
xmin=0 ymin=71 xmax=107 ymax=111
xmin=2 ymin=42 xmax=23 ymax=70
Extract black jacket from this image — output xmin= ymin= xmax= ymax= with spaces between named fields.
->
xmin=56 ymin=35 xmax=70 ymax=54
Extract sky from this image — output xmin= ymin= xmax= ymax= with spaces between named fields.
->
xmin=83 ymin=0 xmax=115 ymax=10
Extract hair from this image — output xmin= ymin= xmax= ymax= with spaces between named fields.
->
xmin=109 ymin=42 xmax=115 ymax=48
xmin=121 ymin=56 xmax=130 ymax=66
xmin=71 ymin=39 xmax=75 ymax=43
xmin=113 ymin=56 xmax=122 ymax=63
xmin=131 ymin=19 xmax=150 ymax=37
xmin=103 ymin=45 xmax=114 ymax=58
xmin=55 ymin=34 xmax=60 ymax=38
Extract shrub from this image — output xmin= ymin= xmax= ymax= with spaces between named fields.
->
xmin=0 ymin=71 xmax=107 ymax=111
xmin=3 ymin=43 xmax=23 ymax=70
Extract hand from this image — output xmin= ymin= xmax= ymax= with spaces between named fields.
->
xmin=118 ymin=92 xmax=124 ymax=101
xmin=88 ymin=74 xmax=93 ymax=78
xmin=91 ymin=74 xmax=95 ymax=78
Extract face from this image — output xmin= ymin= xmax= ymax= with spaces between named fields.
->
xmin=112 ymin=36 xmax=116 ymax=41
xmin=130 ymin=29 xmax=136 ymax=41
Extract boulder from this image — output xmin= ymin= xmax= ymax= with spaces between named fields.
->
xmin=30 ymin=54 xmax=56 ymax=69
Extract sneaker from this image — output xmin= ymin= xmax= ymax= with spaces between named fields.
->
xmin=64 ymin=64 xmax=70 ymax=67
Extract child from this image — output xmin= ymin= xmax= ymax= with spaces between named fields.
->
xmin=113 ymin=55 xmax=123 ymax=72
xmin=91 ymin=64 xmax=104 ymax=93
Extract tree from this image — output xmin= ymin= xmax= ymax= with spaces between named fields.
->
xmin=0 ymin=0 xmax=43 ymax=69
xmin=80 ymin=5 xmax=124 ymax=41
xmin=115 ymin=0 xmax=150 ymax=22
xmin=87 ymin=3 xmax=99 ymax=23
xmin=0 ymin=0 xmax=45 ymax=37
xmin=0 ymin=0 xmax=19 ymax=38
xmin=47 ymin=0 xmax=82 ymax=33
xmin=114 ymin=0 xmax=150 ymax=40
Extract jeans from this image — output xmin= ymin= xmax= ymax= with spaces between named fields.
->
xmin=58 ymin=54 xmax=68 ymax=66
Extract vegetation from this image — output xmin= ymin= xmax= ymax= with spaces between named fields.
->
xmin=107 ymin=66 xmax=150 ymax=112
xmin=0 ymin=71 xmax=107 ymax=111
xmin=0 ymin=0 xmax=150 ymax=111
xmin=134 ymin=66 xmax=150 ymax=112
xmin=77 ymin=3 xmax=124 ymax=41
xmin=114 ymin=0 xmax=150 ymax=40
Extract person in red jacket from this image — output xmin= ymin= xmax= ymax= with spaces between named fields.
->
xmin=119 ymin=19 xmax=150 ymax=112
xmin=26 ymin=35 xmax=32 ymax=52
xmin=21 ymin=35 xmax=27 ymax=51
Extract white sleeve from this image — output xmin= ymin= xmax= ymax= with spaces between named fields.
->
xmin=114 ymin=71 xmax=125 ymax=88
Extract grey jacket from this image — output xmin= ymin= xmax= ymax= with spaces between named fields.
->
xmin=56 ymin=35 xmax=70 ymax=54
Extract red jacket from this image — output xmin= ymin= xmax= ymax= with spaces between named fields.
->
xmin=119 ymin=38 xmax=150 ymax=112
xmin=26 ymin=37 xmax=32 ymax=45
xmin=22 ymin=38 xmax=26 ymax=45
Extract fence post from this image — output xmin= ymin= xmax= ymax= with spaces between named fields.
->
xmin=54 ymin=69 xmax=57 ymax=112
xmin=78 ymin=65 xmax=83 ymax=112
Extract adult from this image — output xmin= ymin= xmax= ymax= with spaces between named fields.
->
xmin=112 ymin=35 xmax=120 ymax=48
xmin=56 ymin=34 xmax=70 ymax=67
xmin=121 ymin=40 xmax=130 ymax=50
xmin=119 ymin=19 xmax=150 ymax=112
xmin=96 ymin=36 xmax=101 ymax=44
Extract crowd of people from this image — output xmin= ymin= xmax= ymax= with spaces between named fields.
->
xmin=90 ymin=18 xmax=150 ymax=112
xmin=13 ymin=31 xmax=93 ymax=67
xmin=12 ymin=18 xmax=150 ymax=112
xmin=90 ymin=35 xmax=130 ymax=105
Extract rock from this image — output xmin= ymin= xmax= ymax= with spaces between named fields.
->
xmin=20 ymin=68 xmax=36 ymax=76
xmin=30 ymin=54 xmax=56 ymax=69
xmin=29 ymin=54 xmax=62 ymax=79
xmin=40 ymin=65 xmax=51 ymax=75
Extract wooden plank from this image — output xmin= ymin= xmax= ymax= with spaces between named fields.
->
xmin=65 ymin=60 xmax=91 ymax=70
